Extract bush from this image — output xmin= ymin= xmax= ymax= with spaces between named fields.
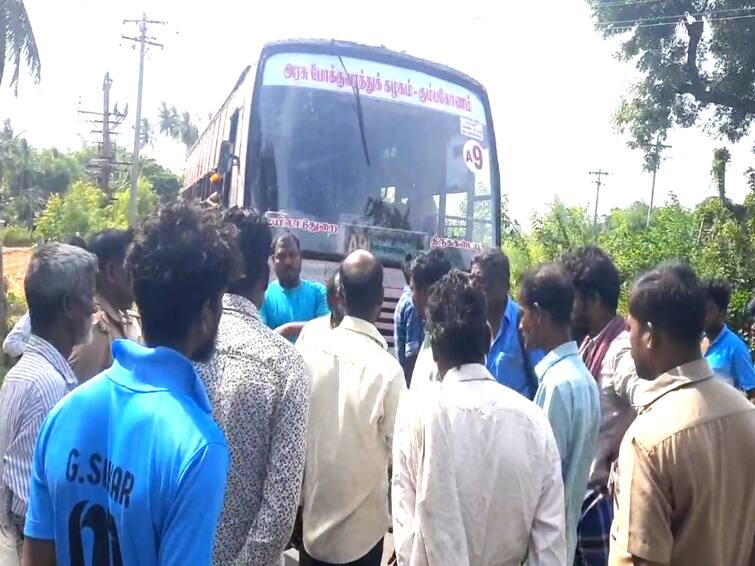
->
xmin=1 ymin=224 xmax=34 ymax=247
xmin=33 ymin=178 xmax=158 ymax=242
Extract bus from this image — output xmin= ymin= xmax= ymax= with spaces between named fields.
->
xmin=183 ymin=39 xmax=501 ymax=343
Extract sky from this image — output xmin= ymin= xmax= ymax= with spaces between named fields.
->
xmin=1 ymin=0 xmax=753 ymax=228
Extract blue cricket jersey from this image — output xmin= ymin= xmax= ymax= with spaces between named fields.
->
xmin=24 ymin=339 xmax=228 ymax=566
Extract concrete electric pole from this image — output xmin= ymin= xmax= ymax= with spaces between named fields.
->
xmin=78 ymin=73 xmax=128 ymax=196
xmin=645 ymin=138 xmax=671 ymax=228
xmin=589 ymin=169 xmax=609 ymax=227
xmin=123 ymin=14 xmax=165 ymax=228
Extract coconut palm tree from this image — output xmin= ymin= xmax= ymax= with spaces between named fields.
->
xmin=1 ymin=0 xmax=41 ymax=94
xmin=158 ymin=102 xmax=199 ymax=154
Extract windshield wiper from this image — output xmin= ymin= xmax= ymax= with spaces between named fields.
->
xmin=338 ymin=55 xmax=371 ymax=166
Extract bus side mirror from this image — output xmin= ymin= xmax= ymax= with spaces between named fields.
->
xmin=217 ymin=141 xmax=238 ymax=175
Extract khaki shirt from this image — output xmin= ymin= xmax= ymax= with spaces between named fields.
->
xmin=609 ymin=359 xmax=755 ymax=566
xmin=69 ymin=295 xmax=142 ymax=382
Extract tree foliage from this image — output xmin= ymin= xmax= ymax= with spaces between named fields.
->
xmin=35 ymin=178 xmax=158 ymax=242
xmin=589 ymin=0 xmax=755 ymax=162
xmin=158 ymin=102 xmax=199 ymax=152
xmin=507 ymin=188 xmax=755 ymax=333
xmin=0 ymin=0 xmax=40 ymax=94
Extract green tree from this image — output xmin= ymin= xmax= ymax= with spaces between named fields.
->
xmin=140 ymin=158 xmax=181 ymax=203
xmin=0 ymin=0 xmax=41 ymax=94
xmin=589 ymin=0 xmax=755 ymax=162
xmin=34 ymin=182 xmax=109 ymax=241
xmin=158 ymin=102 xmax=199 ymax=153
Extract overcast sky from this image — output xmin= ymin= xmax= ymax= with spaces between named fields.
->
xmin=1 ymin=0 xmax=753 ymax=227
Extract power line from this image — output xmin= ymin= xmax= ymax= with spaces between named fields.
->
xmin=596 ymin=7 xmax=755 ymax=27
xmin=610 ymin=13 xmax=755 ymax=29
xmin=596 ymin=12 xmax=755 ymax=29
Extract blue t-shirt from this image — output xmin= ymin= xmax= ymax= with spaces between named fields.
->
xmin=24 ymin=340 xmax=229 ymax=566
xmin=486 ymin=297 xmax=544 ymax=400
xmin=705 ymin=324 xmax=755 ymax=393
xmin=260 ymin=279 xmax=330 ymax=335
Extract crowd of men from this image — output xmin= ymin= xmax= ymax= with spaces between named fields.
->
xmin=0 ymin=201 xmax=754 ymax=566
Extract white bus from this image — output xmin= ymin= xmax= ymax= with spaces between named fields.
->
xmin=183 ymin=39 xmax=502 ymax=342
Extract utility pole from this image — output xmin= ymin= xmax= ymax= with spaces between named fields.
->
xmin=78 ymin=73 xmax=128 ymax=196
xmin=589 ymin=169 xmax=609 ymax=226
xmin=645 ymin=137 xmax=671 ymax=228
xmin=123 ymin=14 xmax=165 ymax=228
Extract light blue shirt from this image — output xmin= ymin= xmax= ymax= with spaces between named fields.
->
xmin=534 ymin=341 xmax=601 ymax=565
xmin=261 ymin=279 xmax=330 ymax=340
xmin=24 ymin=340 xmax=229 ymax=566
xmin=705 ymin=324 xmax=755 ymax=393
xmin=485 ymin=297 xmax=544 ymax=399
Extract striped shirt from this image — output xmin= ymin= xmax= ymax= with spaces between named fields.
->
xmin=0 ymin=335 xmax=77 ymax=531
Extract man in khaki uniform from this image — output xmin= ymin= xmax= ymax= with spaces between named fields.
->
xmin=70 ymin=229 xmax=141 ymax=381
xmin=610 ymin=263 xmax=755 ymax=566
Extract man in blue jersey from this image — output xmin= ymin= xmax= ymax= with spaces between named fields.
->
xmin=22 ymin=203 xmax=239 ymax=566
xmin=261 ymin=231 xmax=330 ymax=341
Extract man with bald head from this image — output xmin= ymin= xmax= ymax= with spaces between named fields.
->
xmin=298 ymin=250 xmax=406 ymax=566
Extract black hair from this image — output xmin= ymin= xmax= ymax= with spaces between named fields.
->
xmin=702 ymin=279 xmax=731 ymax=312
xmin=426 ymin=270 xmax=489 ymax=367
xmin=66 ymin=235 xmax=87 ymax=249
xmin=340 ymin=257 xmax=384 ymax=320
xmin=471 ymin=248 xmax=511 ymax=288
xmin=223 ymin=207 xmax=272 ymax=288
xmin=519 ymin=263 xmax=575 ymax=327
xmin=87 ymin=229 xmax=134 ymax=271
xmin=561 ymin=246 xmax=621 ymax=311
xmin=401 ymin=252 xmax=415 ymax=285
xmin=629 ymin=262 xmax=705 ymax=347
xmin=126 ymin=203 xmax=239 ymax=347
xmin=747 ymin=297 xmax=755 ymax=318
xmin=411 ymin=248 xmax=451 ymax=292
xmin=272 ymin=230 xmax=300 ymax=253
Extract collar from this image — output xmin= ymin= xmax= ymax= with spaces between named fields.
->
xmin=25 ymin=334 xmax=78 ymax=387
xmin=633 ymin=358 xmax=714 ymax=409
xmin=706 ymin=324 xmax=730 ymax=349
xmin=534 ymin=341 xmax=581 ymax=381
xmin=589 ymin=315 xmax=624 ymax=344
xmin=107 ymin=339 xmax=212 ymax=413
xmin=222 ymin=293 xmax=261 ymax=322
xmin=443 ymin=363 xmax=495 ymax=384
xmin=338 ymin=315 xmax=388 ymax=350
xmin=493 ymin=296 xmax=519 ymax=341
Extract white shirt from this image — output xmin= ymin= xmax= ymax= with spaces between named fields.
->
xmin=298 ymin=316 xmax=406 ymax=563
xmin=409 ymin=333 xmax=439 ymax=390
xmin=392 ymin=363 xmax=566 ymax=566
xmin=296 ymin=314 xmax=333 ymax=350
xmin=583 ymin=330 xmax=644 ymax=489
xmin=2 ymin=313 xmax=30 ymax=358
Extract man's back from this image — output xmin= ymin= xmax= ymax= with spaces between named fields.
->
xmin=299 ymin=316 xmax=405 ymax=564
xmin=24 ymin=340 xmax=228 ymax=566
xmin=197 ymin=294 xmax=309 ymax=566
xmin=393 ymin=364 xmax=566 ymax=566
xmin=610 ymin=361 xmax=755 ymax=566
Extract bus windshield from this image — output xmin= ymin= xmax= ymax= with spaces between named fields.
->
xmin=252 ymin=51 xmax=495 ymax=267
